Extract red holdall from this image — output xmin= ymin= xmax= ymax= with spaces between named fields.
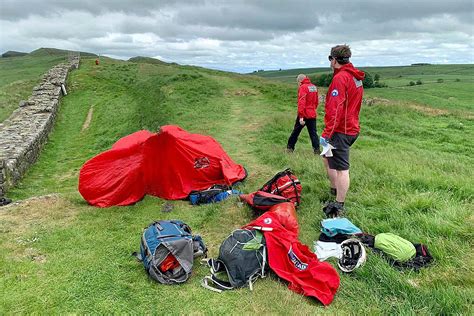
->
xmin=239 ymin=191 xmax=290 ymax=213
xmin=259 ymin=168 xmax=302 ymax=205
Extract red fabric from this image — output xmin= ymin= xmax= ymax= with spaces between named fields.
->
xmin=297 ymin=78 xmax=319 ymax=119
xmin=159 ymin=253 xmax=180 ymax=272
xmin=239 ymin=191 xmax=289 ymax=212
xmin=78 ymin=125 xmax=247 ymax=207
xmin=244 ymin=208 xmax=340 ymax=306
xmin=268 ymin=202 xmax=299 ymax=234
xmin=260 ymin=171 xmax=302 ymax=205
xmin=322 ymin=63 xmax=365 ymax=138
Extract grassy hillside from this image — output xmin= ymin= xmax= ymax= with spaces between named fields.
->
xmin=1 ymin=51 xmax=28 ymax=58
xmin=255 ymin=64 xmax=474 ymax=113
xmin=0 ymin=54 xmax=70 ymax=121
xmin=1 ymin=57 xmax=473 ymax=314
xmin=128 ymin=56 xmax=173 ymax=65
xmin=29 ymin=47 xmax=97 ymax=57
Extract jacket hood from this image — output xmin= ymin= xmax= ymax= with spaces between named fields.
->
xmin=301 ymin=77 xmax=312 ymax=85
xmin=335 ymin=63 xmax=365 ymax=80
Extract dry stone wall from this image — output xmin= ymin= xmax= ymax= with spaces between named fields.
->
xmin=0 ymin=55 xmax=79 ymax=197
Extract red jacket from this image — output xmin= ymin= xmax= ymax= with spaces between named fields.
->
xmin=297 ymin=78 xmax=319 ymax=119
xmin=322 ymin=63 xmax=364 ymax=138
xmin=245 ymin=209 xmax=340 ymax=305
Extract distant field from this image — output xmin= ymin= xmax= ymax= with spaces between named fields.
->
xmin=255 ymin=64 xmax=474 ymax=113
xmin=0 ymin=54 xmax=66 ymax=121
xmin=1 ymin=56 xmax=473 ymax=314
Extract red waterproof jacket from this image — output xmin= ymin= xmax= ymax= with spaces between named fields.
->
xmin=297 ymin=78 xmax=319 ymax=119
xmin=245 ymin=206 xmax=340 ymax=305
xmin=322 ymin=63 xmax=365 ymax=138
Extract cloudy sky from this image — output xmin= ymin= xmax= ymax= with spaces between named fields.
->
xmin=1 ymin=0 xmax=473 ymax=72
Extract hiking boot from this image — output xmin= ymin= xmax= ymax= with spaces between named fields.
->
xmin=0 ymin=197 xmax=12 ymax=207
xmin=323 ymin=201 xmax=345 ymax=218
xmin=314 ymin=148 xmax=321 ymax=155
xmin=286 ymin=147 xmax=294 ymax=153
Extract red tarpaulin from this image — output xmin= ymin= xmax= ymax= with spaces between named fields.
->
xmin=79 ymin=125 xmax=247 ymax=207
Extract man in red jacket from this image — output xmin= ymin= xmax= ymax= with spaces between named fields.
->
xmin=321 ymin=45 xmax=364 ymax=214
xmin=287 ymin=74 xmax=320 ymax=154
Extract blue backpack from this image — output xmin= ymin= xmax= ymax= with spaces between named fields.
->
xmin=188 ymin=184 xmax=241 ymax=205
xmin=135 ymin=220 xmax=207 ymax=284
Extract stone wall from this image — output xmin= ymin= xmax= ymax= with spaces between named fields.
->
xmin=0 ymin=55 xmax=80 ymax=197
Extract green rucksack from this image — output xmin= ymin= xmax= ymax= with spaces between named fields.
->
xmin=374 ymin=233 xmax=416 ymax=262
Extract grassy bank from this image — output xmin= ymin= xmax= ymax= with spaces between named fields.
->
xmin=1 ymin=57 xmax=473 ymax=314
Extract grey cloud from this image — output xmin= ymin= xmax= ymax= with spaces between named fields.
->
xmin=0 ymin=0 xmax=187 ymax=20
xmin=1 ymin=0 xmax=473 ymax=72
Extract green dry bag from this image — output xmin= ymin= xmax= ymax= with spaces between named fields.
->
xmin=374 ymin=233 xmax=416 ymax=262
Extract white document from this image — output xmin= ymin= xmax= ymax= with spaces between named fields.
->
xmin=320 ymin=143 xmax=336 ymax=157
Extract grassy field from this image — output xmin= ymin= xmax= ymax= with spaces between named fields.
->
xmin=0 ymin=53 xmax=69 ymax=121
xmin=1 ymin=57 xmax=473 ymax=314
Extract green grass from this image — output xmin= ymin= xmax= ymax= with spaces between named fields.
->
xmin=0 ymin=54 xmax=68 ymax=121
xmin=1 ymin=57 xmax=473 ymax=314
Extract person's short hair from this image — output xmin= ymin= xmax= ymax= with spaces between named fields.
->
xmin=297 ymin=74 xmax=306 ymax=83
xmin=330 ymin=45 xmax=351 ymax=64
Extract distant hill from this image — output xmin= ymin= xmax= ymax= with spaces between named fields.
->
xmin=1 ymin=51 xmax=28 ymax=58
xmin=253 ymin=64 xmax=474 ymax=83
xmin=29 ymin=47 xmax=97 ymax=57
xmin=128 ymin=56 xmax=174 ymax=65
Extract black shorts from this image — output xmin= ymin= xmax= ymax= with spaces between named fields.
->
xmin=327 ymin=132 xmax=358 ymax=170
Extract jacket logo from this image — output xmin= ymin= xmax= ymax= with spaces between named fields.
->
xmin=264 ymin=217 xmax=272 ymax=224
xmin=354 ymin=77 xmax=363 ymax=88
xmin=288 ymin=246 xmax=308 ymax=271
xmin=331 ymin=89 xmax=339 ymax=97
xmin=194 ymin=157 xmax=210 ymax=169
xmin=308 ymin=85 xmax=317 ymax=92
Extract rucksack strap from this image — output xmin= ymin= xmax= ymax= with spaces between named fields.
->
xmin=131 ymin=251 xmax=143 ymax=262
xmin=193 ymin=235 xmax=208 ymax=258
xmin=260 ymin=168 xmax=290 ymax=192
xmin=201 ymin=276 xmax=234 ymax=293
xmin=201 ymin=258 xmax=235 ymax=292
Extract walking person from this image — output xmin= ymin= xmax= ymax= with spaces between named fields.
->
xmin=320 ymin=45 xmax=365 ymax=216
xmin=287 ymin=74 xmax=320 ymax=154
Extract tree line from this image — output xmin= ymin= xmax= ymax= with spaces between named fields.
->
xmin=310 ymin=72 xmax=387 ymax=88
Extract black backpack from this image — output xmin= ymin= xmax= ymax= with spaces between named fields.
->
xmin=391 ymin=244 xmax=433 ymax=271
xmin=201 ymin=229 xmax=268 ymax=292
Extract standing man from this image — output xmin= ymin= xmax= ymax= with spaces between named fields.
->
xmin=320 ymin=45 xmax=364 ymax=215
xmin=287 ymin=74 xmax=320 ymax=154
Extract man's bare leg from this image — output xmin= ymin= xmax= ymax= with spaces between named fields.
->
xmin=323 ymin=158 xmax=337 ymax=191
xmin=335 ymin=170 xmax=350 ymax=203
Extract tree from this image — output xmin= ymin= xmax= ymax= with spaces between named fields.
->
xmin=416 ymin=79 xmax=422 ymax=85
xmin=409 ymin=81 xmax=416 ymax=86
xmin=374 ymin=73 xmax=380 ymax=82
xmin=310 ymin=73 xmax=333 ymax=87
xmin=363 ymin=72 xmax=374 ymax=88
